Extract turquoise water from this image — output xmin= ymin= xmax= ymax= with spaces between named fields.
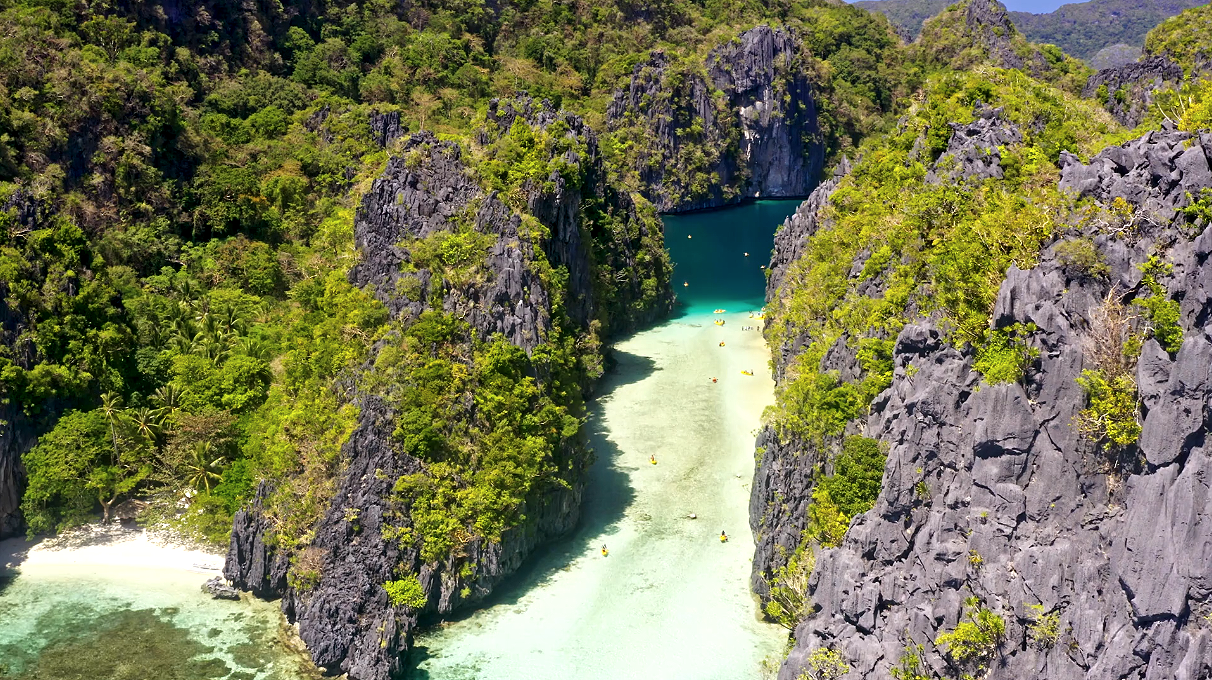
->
xmin=0 ymin=200 xmax=801 ymax=680
xmin=664 ymin=200 xmax=801 ymax=315
xmin=0 ymin=562 xmax=318 ymax=679
xmin=409 ymin=200 xmax=798 ymax=679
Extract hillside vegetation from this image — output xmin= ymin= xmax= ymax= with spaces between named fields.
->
xmin=855 ymin=0 xmax=1206 ymax=62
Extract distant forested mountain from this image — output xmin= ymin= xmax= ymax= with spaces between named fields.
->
xmin=854 ymin=0 xmax=1207 ymax=61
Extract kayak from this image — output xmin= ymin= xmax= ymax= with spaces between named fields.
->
xmin=714 ymin=319 xmax=725 ymax=326
xmin=741 ymin=370 xmax=753 ymax=376
xmin=713 ymin=308 xmax=726 ymax=313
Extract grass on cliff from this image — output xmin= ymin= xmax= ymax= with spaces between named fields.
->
xmin=765 ymin=67 xmax=1120 ymax=447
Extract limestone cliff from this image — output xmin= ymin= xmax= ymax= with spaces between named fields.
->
xmin=754 ymin=122 xmax=1212 ymax=679
xmin=605 ymin=25 xmax=824 ymax=213
xmin=225 ymin=98 xmax=670 ymax=679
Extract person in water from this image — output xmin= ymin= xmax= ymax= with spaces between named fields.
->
xmin=601 ymin=544 xmax=608 ymax=556
xmin=719 ymin=531 xmax=728 ymax=543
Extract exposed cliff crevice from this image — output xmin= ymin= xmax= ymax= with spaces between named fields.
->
xmin=606 ymin=25 xmax=824 ymax=213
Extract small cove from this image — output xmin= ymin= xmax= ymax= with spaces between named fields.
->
xmin=408 ymin=200 xmax=800 ymax=679
xmin=0 ymin=199 xmax=801 ymax=680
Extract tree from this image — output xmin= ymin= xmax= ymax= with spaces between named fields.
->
xmin=20 ymin=409 xmax=147 ymax=533
xmin=99 ymin=391 xmax=125 ymax=461
xmin=183 ymin=441 xmax=227 ymax=492
xmin=412 ymin=89 xmax=440 ymax=131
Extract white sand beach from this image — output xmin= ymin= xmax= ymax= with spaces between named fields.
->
xmin=2 ymin=523 xmax=225 ymax=573
xmin=410 ymin=308 xmax=786 ymax=680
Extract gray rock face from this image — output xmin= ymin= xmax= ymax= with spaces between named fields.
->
xmin=226 ymin=99 xmax=669 ymax=680
xmin=606 ymin=25 xmax=823 ymax=213
xmin=202 ymin=576 xmax=240 ymax=600
xmin=767 ymin=157 xmax=852 ymax=303
xmin=756 ymin=128 xmax=1212 ymax=680
xmin=1083 ymin=55 xmax=1185 ymax=128
xmin=927 ymin=105 xmax=1022 ymax=183
xmin=1060 ymin=128 xmax=1212 ymax=226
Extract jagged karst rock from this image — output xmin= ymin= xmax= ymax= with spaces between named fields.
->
xmin=226 ymin=98 xmax=669 ymax=679
xmin=368 ymin=110 xmax=405 ymax=148
xmin=1060 ymin=128 xmax=1212 ymax=225
xmin=756 ymin=128 xmax=1212 ymax=680
xmin=1083 ymin=55 xmax=1185 ymax=128
xmin=927 ymin=104 xmax=1022 ymax=183
xmin=606 ymin=25 xmax=823 ymax=213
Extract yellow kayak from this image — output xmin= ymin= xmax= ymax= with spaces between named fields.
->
xmin=714 ymin=319 xmax=725 ymax=326
xmin=741 ymin=370 xmax=754 ymax=376
xmin=713 ymin=308 xmax=726 ymax=313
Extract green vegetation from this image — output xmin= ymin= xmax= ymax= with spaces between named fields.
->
xmin=1134 ymin=256 xmax=1183 ymax=354
xmin=1026 ymin=603 xmax=1061 ymax=649
xmin=1055 ymin=237 xmax=1109 ymax=278
xmin=1076 ymin=369 xmax=1142 ymax=452
xmin=384 ymin=577 xmax=429 ymax=610
xmin=764 ymin=542 xmax=816 ymax=629
xmin=805 ymin=436 xmax=887 ymax=547
xmin=889 ymin=644 xmax=934 ymax=680
xmin=973 ymin=323 xmax=1038 ymax=385
xmin=935 ymin=597 xmax=1005 ymax=676
xmin=1144 ymin=3 xmax=1212 ymax=77
xmin=802 ymin=648 xmax=851 ymax=680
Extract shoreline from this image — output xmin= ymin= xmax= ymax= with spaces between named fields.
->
xmin=1 ymin=523 xmax=225 ymax=576
xmin=410 ymin=307 xmax=785 ymax=679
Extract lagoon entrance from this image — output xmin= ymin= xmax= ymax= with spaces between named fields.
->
xmin=408 ymin=201 xmax=799 ymax=680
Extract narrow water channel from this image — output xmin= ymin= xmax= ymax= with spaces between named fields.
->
xmin=409 ymin=200 xmax=800 ymax=680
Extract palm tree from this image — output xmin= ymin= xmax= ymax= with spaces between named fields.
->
xmin=99 ymin=392 xmax=125 ymax=464
xmin=128 ymin=407 xmax=164 ymax=445
xmin=183 ymin=442 xmax=227 ymax=492
xmin=152 ymin=384 xmax=182 ymax=414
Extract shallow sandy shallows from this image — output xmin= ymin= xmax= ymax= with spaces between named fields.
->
xmin=410 ymin=309 xmax=786 ymax=680
xmin=0 ymin=526 xmax=317 ymax=679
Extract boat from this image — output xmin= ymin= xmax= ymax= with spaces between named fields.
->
xmin=714 ymin=319 xmax=725 ymax=326
xmin=713 ymin=308 xmax=726 ymax=313
xmin=741 ymin=370 xmax=753 ymax=376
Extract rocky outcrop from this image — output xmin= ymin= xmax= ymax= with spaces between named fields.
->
xmin=761 ymin=127 xmax=1212 ymax=680
xmin=1083 ymin=55 xmax=1184 ymax=127
xmin=606 ymin=25 xmax=823 ymax=213
xmin=927 ymin=104 xmax=1022 ymax=183
xmin=202 ymin=576 xmax=240 ymax=600
xmin=1059 ymin=127 xmax=1212 ymax=225
xmin=226 ymin=98 xmax=670 ymax=679
xmin=766 ymin=157 xmax=851 ymax=303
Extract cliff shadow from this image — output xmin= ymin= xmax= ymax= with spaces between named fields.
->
xmin=403 ymin=350 xmax=655 ymax=677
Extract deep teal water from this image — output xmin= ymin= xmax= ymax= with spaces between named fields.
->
xmin=662 ymin=200 xmax=802 ymax=316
